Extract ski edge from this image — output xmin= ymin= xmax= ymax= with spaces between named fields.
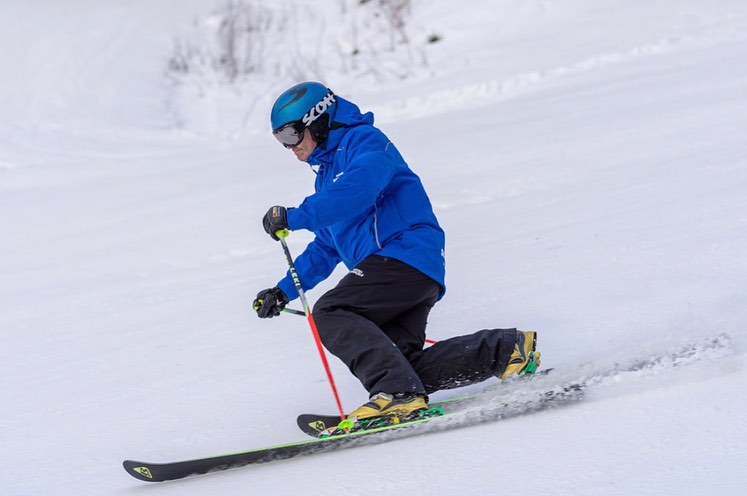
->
xmin=122 ymin=414 xmax=437 ymax=482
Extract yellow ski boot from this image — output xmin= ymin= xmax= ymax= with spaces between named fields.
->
xmin=501 ymin=330 xmax=541 ymax=379
xmin=346 ymin=392 xmax=428 ymax=421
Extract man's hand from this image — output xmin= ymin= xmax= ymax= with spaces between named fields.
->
xmin=262 ymin=206 xmax=288 ymax=241
xmin=253 ymin=287 xmax=289 ymax=318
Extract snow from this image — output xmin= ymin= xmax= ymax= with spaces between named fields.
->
xmin=1 ymin=0 xmax=746 ymax=494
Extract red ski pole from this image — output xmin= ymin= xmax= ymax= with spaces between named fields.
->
xmin=276 ymin=230 xmax=346 ymax=422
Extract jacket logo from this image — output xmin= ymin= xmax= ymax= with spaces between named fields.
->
xmin=333 ymin=172 xmax=344 ymax=183
xmin=302 ymin=91 xmax=336 ymax=126
xmin=350 ymin=268 xmax=364 ymax=277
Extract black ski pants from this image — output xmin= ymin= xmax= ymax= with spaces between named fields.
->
xmin=313 ymin=255 xmax=520 ymax=396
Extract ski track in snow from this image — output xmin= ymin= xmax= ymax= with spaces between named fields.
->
xmin=371 ymin=25 xmax=747 ymax=123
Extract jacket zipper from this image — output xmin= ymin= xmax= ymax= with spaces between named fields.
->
xmin=373 ymin=202 xmax=382 ymax=249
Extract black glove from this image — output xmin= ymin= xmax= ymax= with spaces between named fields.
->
xmin=253 ymin=287 xmax=289 ymax=318
xmin=262 ymin=206 xmax=289 ymax=241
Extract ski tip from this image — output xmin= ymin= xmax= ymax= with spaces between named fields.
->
xmin=123 ymin=460 xmax=160 ymax=482
xmin=297 ymin=414 xmax=340 ymax=437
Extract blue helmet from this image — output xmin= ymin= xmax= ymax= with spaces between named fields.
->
xmin=270 ymin=82 xmax=337 ymax=143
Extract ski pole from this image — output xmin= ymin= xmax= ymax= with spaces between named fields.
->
xmin=275 ymin=229 xmax=346 ymax=422
xmin=281 ymin=307 xmax=306 ymax=317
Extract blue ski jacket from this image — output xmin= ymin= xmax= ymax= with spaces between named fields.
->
xmin=276 ymin=96 xmax=446 ymax=301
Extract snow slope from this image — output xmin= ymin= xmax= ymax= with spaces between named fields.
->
xmin=1 ymin=1 xmax=746 ymax=494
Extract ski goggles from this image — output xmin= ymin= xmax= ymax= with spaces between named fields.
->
xmin=273 ymin=121 xmax=305 ymax=148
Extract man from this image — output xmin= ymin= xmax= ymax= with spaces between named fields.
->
xmin=254 ymin=81 xmax=540 ymax=422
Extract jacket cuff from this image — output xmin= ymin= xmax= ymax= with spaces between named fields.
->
xmin=277 ymin=277 xmax=298 ymax=302
xmin=286 ymin=207 xmax=311 ymax=231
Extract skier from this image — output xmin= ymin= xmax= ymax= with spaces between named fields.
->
xmin=254 ymin=81 xmax=540 ymax=423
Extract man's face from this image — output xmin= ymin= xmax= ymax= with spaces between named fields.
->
xmin=290 ymin=127 xmax=317 ymax=162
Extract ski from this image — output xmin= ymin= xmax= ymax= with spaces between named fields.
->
xmin=123 ymin=334 xmax=730 ymax=483
xmin=122 ymin=418 xmax=432 ymax=482
xmin=123 ymin=381 xmax=584 ymax=482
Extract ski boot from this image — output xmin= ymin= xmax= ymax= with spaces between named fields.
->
xmin=501 ymin=330 xmax=541 ymax=379
xmin=321 ymin=393 xmax=443 ymax=437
